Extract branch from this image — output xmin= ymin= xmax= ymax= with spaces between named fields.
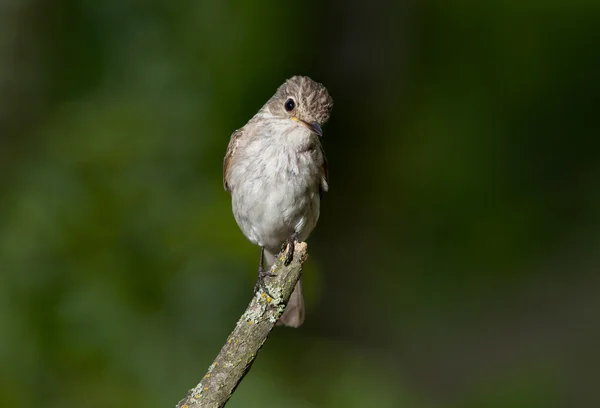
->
xmin=176 ymin=242 xmax=308 ymax=408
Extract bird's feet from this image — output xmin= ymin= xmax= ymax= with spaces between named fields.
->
xmin=254 ymin=267 xmax=276 ymax=295
xmin=281 ymin=233 xmax=299 ymax=266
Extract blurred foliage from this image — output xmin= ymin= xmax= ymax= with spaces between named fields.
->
xmin=1 ymin=0 xmax=599 ymax=407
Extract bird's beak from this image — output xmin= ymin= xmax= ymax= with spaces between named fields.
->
xmin=292 ymin=117 xmax=323 ymax=137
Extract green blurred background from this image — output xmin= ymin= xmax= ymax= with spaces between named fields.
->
xmin=1 ymin=1 xmax=599 ymax=407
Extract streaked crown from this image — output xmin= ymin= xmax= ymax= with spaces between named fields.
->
xmin=267 ymin=76 xmax=333 ymax=125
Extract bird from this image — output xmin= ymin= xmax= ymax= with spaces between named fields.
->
xmin=223 ymin=76 xmax=333 ymax=327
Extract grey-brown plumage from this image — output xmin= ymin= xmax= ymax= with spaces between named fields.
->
xmin=223 ymin=76 xmax=332 ymax=327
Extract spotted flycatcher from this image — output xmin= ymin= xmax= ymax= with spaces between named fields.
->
xmin=223 ymin=76 xmax=333 ymax=327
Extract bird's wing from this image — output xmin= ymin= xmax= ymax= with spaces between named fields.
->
xmin=319 ymin=146 xmax=329 ymax=199
xmin=223 ymin=128 xmax=243 ymax=192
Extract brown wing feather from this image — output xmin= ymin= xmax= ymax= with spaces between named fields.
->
xmin=223 ymin=129 xmax=243 ymax=192
xmin=319 ymin=147 xmax=329 ymax=199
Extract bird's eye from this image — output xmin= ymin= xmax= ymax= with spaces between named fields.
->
xmin=284 ymin=98 xmax=295 ymax=112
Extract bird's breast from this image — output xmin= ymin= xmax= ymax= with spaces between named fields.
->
xmin=229 ymin=126 xmax=322 ymax=247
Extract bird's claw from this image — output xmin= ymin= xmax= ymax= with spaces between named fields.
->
xmin=254 ymin=267 xmax=276 ymax=296
xmin=281 ymin=235 xmax=298 ymax=266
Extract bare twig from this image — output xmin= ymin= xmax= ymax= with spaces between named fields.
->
xmin=176 ymin=242 xmax=308 ymax=408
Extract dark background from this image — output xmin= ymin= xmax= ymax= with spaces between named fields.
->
xmin=1 ymin=1 xmax=599 ymax=407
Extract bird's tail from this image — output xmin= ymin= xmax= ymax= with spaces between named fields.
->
xmin=264 ymin=249 xmax=305 ymax=328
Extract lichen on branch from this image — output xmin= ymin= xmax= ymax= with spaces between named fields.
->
xmin=176 ymin=242 xmax=308 ymax=408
